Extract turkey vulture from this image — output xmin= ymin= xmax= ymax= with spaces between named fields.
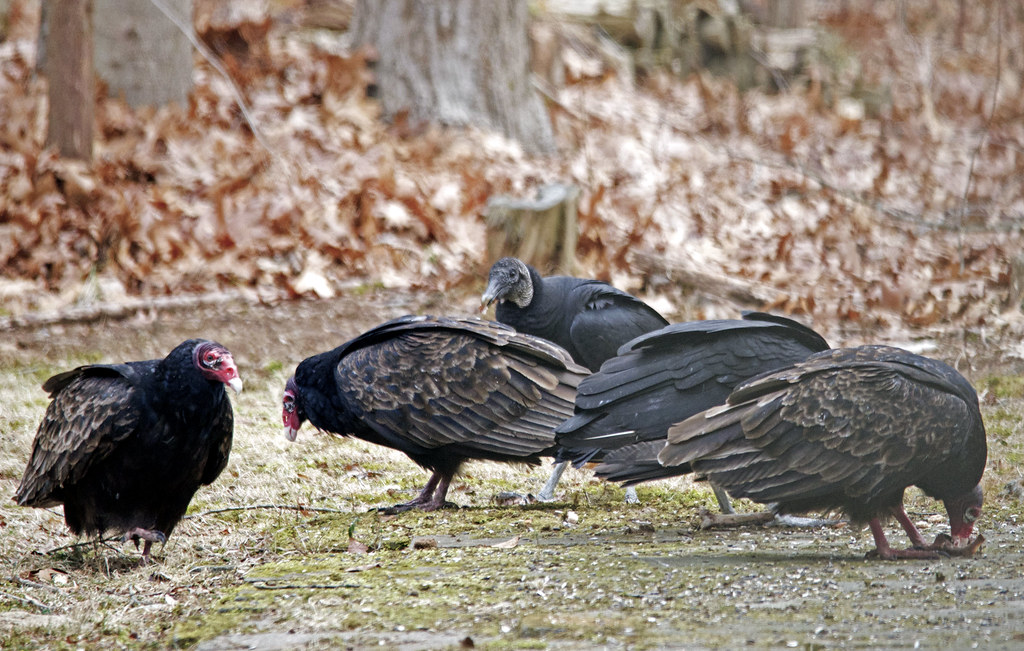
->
xmin=14 ymin=339 xmax=242 ymax=564
xmin=660 ymin=345 xmax=987 ymax=559
xmin=481 ymin=256 xmax=668 ymax=499
xmin=556 ymin=313 xmax=830 ymax=491
xmin=281 ymin=315 xmax=588 ymax=513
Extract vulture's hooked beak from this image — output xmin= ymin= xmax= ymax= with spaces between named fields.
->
xmin=480 ymin=279 xmax=504 ymax=312
xmin=228 ymin=377 xmax=243 ymax=394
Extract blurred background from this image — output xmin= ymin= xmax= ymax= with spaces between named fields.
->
xmin=0 ymin=0 xmax=1021 ymax=348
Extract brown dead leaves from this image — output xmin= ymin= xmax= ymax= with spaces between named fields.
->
xmin=0 ymin=1 xmax=1021 ymax=341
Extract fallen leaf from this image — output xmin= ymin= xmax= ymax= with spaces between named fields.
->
xmin=490 ymin=536 xmax=520 ymax=549
xmin=347 ymin=538 xmax=369 ymax=554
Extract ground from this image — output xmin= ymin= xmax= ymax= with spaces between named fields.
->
xmin=2 ymin=291 xmax=1024 ymax=650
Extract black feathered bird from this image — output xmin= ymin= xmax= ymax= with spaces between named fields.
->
xmin=556 ymin=313 xmax=830 ymax=492
xmin=14 ymin=339 xmax=242 ymax=564
xmin=660 ymin=345 xmax=986 ymax=559
xmin=481 ymin=257 xmax=668 ymax=372
xmin=281 ymin=315 xmax=588 ymax=513
xmin=482 ymin=256 xmax=668 ymax=499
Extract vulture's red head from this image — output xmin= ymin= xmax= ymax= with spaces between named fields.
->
xmin=282 ymin=376 xmax=304 ymax=441
xmin=943 ymin=485 xmax=984 ymax=547
xmin=193 ymin=341 xmax=243 ymax=393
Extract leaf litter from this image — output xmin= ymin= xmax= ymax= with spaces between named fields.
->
xmin=0 ymin=0 xmax=1020 ymax=348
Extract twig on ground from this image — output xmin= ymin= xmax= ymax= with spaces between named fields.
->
xmin=0 ymin=589 xmax=51 ymax=612
xmin=44 ymin=536 xmax=121 ymax=557
xmin=186 ymin=503 xmax=351 ymax=519
xmin=0 ymin=290 xmax=253 ymax=331
xmin=245 ymin=579 xmax=364 ymax=590
xmin=10 ymin=576 xmax=62 ymax=593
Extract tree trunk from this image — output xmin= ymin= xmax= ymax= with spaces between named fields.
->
xmin=92 ymin=0 xmax=193 ymax=107
xmin=44 ymin=0 xmax=94 ymax=161
xmin=352 ymin=0 xmax=554 ymax=154
xmin=765 ymin=0 xmax=809 ymax=28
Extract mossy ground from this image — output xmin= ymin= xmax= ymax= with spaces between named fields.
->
xmin=2 ymin=294 xmax=1024 ymax=649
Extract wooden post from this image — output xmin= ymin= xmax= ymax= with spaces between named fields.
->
xmin=44 ymin=0 xmax=93 ymax=161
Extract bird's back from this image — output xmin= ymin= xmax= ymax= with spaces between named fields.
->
xmin=661 ymin=345 xmax=987 ymax=523
xmin=556 ymin=315 xmax=829 ymax=468
xmin=15 ymin=355 xmax=233 ymax=537
xmin=497 ymin=274 xmax=667 ymax=371
xmin=295 ymin=315 xmax=588 ymax=473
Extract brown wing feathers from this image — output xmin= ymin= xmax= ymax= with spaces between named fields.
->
xmin=661 ymin=346 xmax=985 ymax=521
xmin=339 ymin=324 xmax=581 ymax=457
xmin=15 ymin=374 xmax=139 ymax=508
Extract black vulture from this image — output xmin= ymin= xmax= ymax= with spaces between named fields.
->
xmin=661 ymin=345 xmax=987 ymax=559
xmin=14 ymin=339 xmax=242 ymax=564
xmin=482 ymin=257 xmax=668 ymax=372
xmin=482 ymin=256 xmax=668 ymax=500
xmin=281 ymin=315 xmax=588 ymax=513
xmin=554 ymin=312 xmax=829 ymax=522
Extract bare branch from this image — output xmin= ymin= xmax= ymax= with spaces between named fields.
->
xmin=956 ymin=0 xmax=1004 ymax=270
xmin=185 ymin=504 xmax=351 ymax=519
xmin=0 ymin=290 xmax=252 ymax=331
xmin=711 ymin=142 xmax=1024 ymax=233
xmin=0 ymin=589 xmax=52 ymax=612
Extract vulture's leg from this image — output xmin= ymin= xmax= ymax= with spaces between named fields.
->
xmin=866 ymin=518 xmax=940 ymax=560
xmin=382 ymin=472 xmax=442 ymax=513
xmin=624 ymin=486 xmax=639 ymax=504
xmin=536 ymin=461 xmax=568 ymax=501
xmin=420 ymin=474 xmax=454 ymax=512
xmin=121 ymin=528 xmax=167 ymax=565
xmin=712 ymin=483 xmax=734 ymax=514
xmin=383 ymin=472 xmax=458 ymax=513
xmin=890 ymin=504 xmax=930 ymax=548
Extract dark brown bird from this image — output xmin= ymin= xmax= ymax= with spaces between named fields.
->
xmin=482 ymin=256 xmax=668 ymax=499
xmin=660 ymin=345 xmax=986 ymax=559
xmin=14 ymin=339 xmax=242 ymax=564
xmin=282 ymin=315 xmax=588 ymax=512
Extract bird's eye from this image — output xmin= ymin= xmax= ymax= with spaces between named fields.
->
xmin=203 ymin=351 xmax=220 ymax=368
xmin=965 ymin=507 xmax=980 ymax=523
xmin=283 ymin=393 xmax=295 ymax=413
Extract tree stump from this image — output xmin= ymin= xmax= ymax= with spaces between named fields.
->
xmin=484 ymin=184 xmax=579 ymax=274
